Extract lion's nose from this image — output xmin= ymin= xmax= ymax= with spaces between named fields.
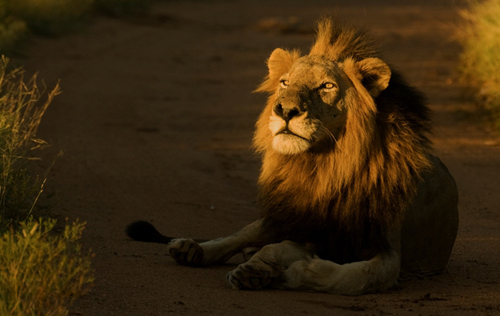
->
xmin=273 ymin=103 xmax=305 ymax=122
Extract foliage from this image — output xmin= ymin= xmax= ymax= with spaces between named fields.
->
xmin=0 ymin=0 xmax=152 ymax=53
xmin=0 ymin=57 xmax=93 ymax=316
xmin=0 ymin=4 xmax=28 ymax=56
xmin=459 ymin=0 xmax=500 ymax=126
xmin=0 ymin=57 xmax=60 ymax=229
xmin=0 ymin=218 xmax=94 ymax=316
xmin=8 ymin=0 xmax=94 ymax=37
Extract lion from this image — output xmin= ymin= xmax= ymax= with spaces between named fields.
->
xmin=126 ymin=18 xmax=459 ymax=295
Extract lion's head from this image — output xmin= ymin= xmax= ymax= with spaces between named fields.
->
xmin=265 ymin=49 xmax=390 ymax=155
xmin=254 ymin=18 xmax=432 ymax=264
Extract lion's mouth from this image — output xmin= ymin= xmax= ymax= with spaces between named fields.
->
xmin=276 ymin=128 xmax=310 ymax=142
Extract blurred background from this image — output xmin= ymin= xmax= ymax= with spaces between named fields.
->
xmin=1 ymin=0 xmax=499 ymax=315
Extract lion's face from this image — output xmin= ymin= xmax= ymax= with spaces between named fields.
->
xmin=269 ymin=55 xmax=349 ymax=155
xmin=264 ymin=49 xmax=391 ymax=155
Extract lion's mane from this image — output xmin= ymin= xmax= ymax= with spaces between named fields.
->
xmin=254 ymin=19 xmax=432 ymax=264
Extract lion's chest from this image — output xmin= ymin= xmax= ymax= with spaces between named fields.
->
xmin=258 ymin=186 xmax=386 ymax=264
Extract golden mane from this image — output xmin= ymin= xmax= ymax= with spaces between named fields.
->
xmin=254 ymin=18 xmax=432 ymax=264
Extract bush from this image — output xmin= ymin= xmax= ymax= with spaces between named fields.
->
xmin=8 ymin=0 xmax=94 ymax=37
xmin=0 ymin=18 xmax=28 ymax=56
xmin=0 ymin=0 xmax=152 ymax=54
xmin=0 ymin=57 xmax=93 ymax=316
xmin=460 ymin=0 xmax=500 ymax=126
xmin=0 ymin=1 xmax=28 ymax=55
xmin=0 ymin=218 xmax=94 ymax=316
xmin=0 ymin=56 xmax=60 ymax=229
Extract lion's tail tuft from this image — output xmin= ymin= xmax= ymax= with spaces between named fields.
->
xmin=126 ymin=220 xmax=173 ymax=244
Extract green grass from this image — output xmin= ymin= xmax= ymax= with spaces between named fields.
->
xmin=0 ymin=218 xmax=94 ymax=316
xmin=0 ymin=57 xmax=94 ymax=315
xmin=459 ymin=0 xmax=500 ymax=126
xmin=0 ymin=56 xmax=59 ymax=226
xmin=0 ymin=0 xmax=145 ymax=311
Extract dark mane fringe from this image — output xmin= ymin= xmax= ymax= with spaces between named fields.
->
xmin=254 ymin=18 xmax=432 ymax=264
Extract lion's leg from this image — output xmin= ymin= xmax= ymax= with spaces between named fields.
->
xmin=226 ymin=241 xmax=314 ymax=290
xmin=168 ymin=220 xmax=267 ymax=266
xmin=228 ymin=228 xmax=402 ymax=294
xmin=280 ymin=250 xmax=400 ymax=295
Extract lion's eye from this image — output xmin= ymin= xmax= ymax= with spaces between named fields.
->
xmin=322 ymin=82 xmax=336 ymax=90
xmin=280 ymin=80 xmax=290 ymax=88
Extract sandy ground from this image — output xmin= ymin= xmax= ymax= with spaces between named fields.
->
xmin=20 ymin=0 xmax=500 ymax=315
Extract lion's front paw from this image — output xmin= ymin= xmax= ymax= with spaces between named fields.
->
xmin=168 ymin=238 xmax=204 ymax=266
xmin=226 ymin=260 xmax=281 ymax=290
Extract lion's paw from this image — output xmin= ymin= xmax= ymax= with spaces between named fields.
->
xmin=226 ymin=260 xmax=280 ymax=290
xmin=168 ymin=238 xmax=204 ymax=266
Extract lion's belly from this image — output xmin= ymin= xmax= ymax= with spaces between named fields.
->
xmin=400 ymin=155 xmax=459 ymax=279
xmin=260 ymin=208 xmax=390 ymax=264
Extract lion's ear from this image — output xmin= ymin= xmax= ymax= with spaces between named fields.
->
xmin=355 ymin=58 xmax=391 ymax=97
xmin=256 ymin=48 xmax=300 ymax=93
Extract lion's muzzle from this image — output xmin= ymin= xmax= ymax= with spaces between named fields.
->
xmin=273 ymin=103 xmax=306 ymax=123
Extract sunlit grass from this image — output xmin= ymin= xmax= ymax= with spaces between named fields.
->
xmin=0 ymin=56 xmax=59 ymax=228
xmin=0 ymin=57 xmax=94 ymax=315
xmin=0 ymin=218 xmax=94 ymax=316
xmin=459 ymin=0 xmax=500 ymax=127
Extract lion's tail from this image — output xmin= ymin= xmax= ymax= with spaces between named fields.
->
xmin=126 ymin=221 xmax=174 ymax=244
xmin=126 ymin=221 xmax=208 ymax=244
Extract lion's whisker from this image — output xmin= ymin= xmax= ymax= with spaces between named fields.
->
xmin=319 ymin=122 xmax=341 ymax=152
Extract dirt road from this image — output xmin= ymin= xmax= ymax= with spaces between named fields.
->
xmin=22 ymin=0 xmax=500 ymax=315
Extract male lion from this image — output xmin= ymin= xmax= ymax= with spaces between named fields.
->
xmin=127 ymin=18 xmax=459 ymax=295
